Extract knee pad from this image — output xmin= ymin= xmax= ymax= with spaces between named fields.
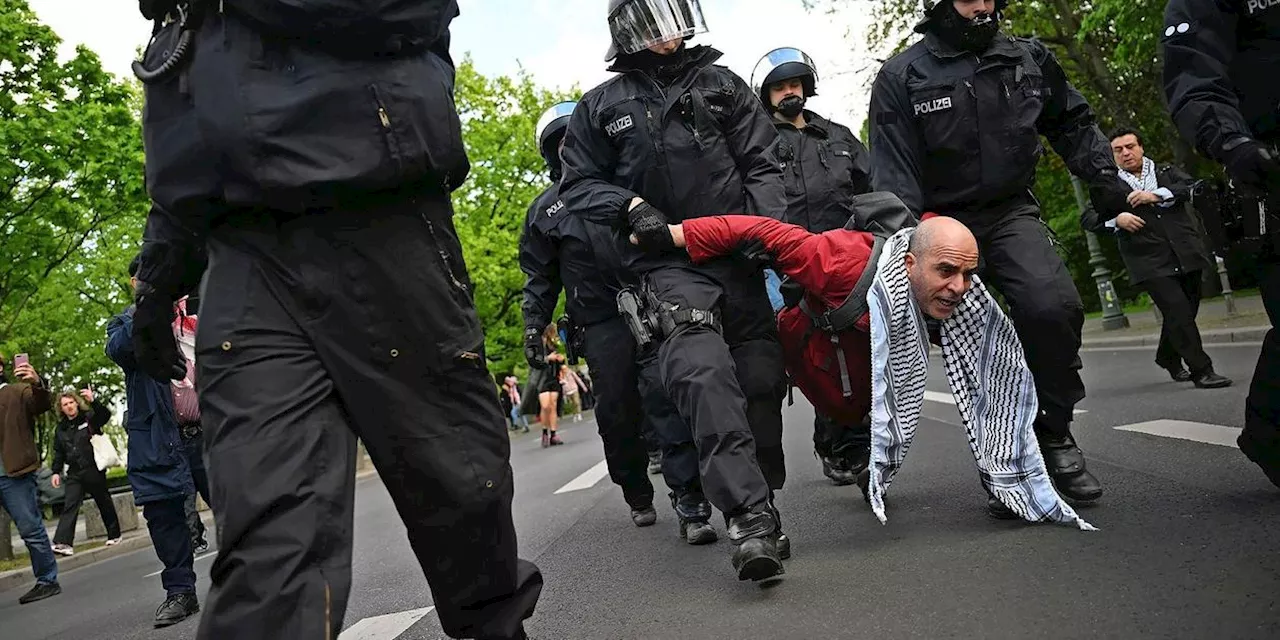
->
xmin=731 ymin=339 xmax=785 ymax=398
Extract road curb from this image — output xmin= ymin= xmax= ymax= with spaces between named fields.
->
xmin=1 ymin=467 xmax=382 ymax=594
xmin=1082 ymin=326 xmax=1270 ymax=349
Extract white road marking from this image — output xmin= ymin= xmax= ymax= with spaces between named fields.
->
xmin=144 ymin=550 xmax=217 ymax=578
xmin=923 ymin=390 xmax=1087 ymax=414
xmin=339 ymin=606 xmax=435 ymax=640
xmin=554 ymin=460 xmax=610 ymax=494
xmin=1114 ymin=419 xmax=1241 ymax=448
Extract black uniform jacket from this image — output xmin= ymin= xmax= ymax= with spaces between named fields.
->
xmin=558 ymin=45 xmax=786 ymax=273
xmin=520 ymin=185 xmax=632 ymax=330
xmin=774 ymin=111 xmax=872 ymax=233
xmin=1083 ymin=164 xmax=1212 ymax=284
xmin=868 ymin=31 xmax=1115 ymax=217
xmin=1162 ymin=0 xmax=1280 ymax=155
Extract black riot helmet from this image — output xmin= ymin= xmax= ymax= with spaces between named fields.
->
xmin=751 ymin=47 xmax=819 ymax=108
xmin=915 ymin=0 xmax=1007 ymax=33
xmin=604 ymin=0 xmax=709 ymax=61
xmin=535 ymin=101 xmax=577 ymax=179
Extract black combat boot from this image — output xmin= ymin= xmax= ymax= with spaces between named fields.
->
xmin=818 ymin=452 xmax=857 ymax=486
xmin=1039 ymin=431 xmax=1103 ymax=502
xmin=765 ymin=495 xmax=790 ymax=560
xmin=726 ymin=509 xmax=784 ymax=582
xmin=631 ymin=504 xmax=657 ymax=527
xmin=671 ymin=492 xmax=717 ymax=545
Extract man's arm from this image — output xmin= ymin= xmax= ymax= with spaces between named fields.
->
xmin=518 ymin=209 xmax=564 ymax=332
xmin=106 ymin=312 xmax=137 ymax=371
xmin=88 ymin=400 xmax=112 ymax=433
xmin=560 ymin=99 xmax=641 ymax=226
xmin=869 ymin=68 xmax=925 ymax=216
xmin=681 ymin=216 xmax=834 ymax=293
xmin=1031 ymin=41 xmax=1114 ymax=184
xmin=1159 ymin=165 xmax=1196 ymax=205
xmin=848 ymin=135 xmax=873 ymax=195
xmin=724 ymin=73 xmax=786 ymax=220
xmin=137 ymin=204 xmax=207 ymax=299
xmin=1161 ymin=0 xmax=1249 ymax=161
xmin=50 ymin=427 xmax=66 ymax=474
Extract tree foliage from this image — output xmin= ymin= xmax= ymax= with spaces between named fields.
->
xmin=807 ymin=0 xmax=1229 ymax=310
xmin=452 ymin=60 xmax=577 ymax=376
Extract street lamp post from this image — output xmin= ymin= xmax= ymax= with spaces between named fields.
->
xmin=1072 ymin=175 xmax=1130 ymax=330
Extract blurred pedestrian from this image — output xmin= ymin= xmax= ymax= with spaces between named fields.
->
xmin=50 ymin=387 xmax=122 ymax=555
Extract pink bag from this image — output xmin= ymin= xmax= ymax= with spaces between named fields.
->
xmin=171 ymin=297 xmax=201 ymax=425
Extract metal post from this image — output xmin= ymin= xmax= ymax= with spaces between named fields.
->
xmin=1216 ymin=254 xmax=1237 ymax=316
xmin=1072 ymin=175 xmax=1130 ymax=330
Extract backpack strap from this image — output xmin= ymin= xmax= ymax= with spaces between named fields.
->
xmin=798 ymin=235 xmax=886 ymax=333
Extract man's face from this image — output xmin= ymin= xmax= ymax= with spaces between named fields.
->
xmin=60 ymin=396 xmax=79 ymax=417
xmin=952 ymin=0 xmax=996 ymax=19
xmin=648 ymin=37 xmax=684 ymax=55
xmin=905 ymin=241 xmax=980 ymax=320
xmin=768 ymin=78 xmax=804 ymax=109
xmin=1111 ymin=134 xmax=1144 ymax=174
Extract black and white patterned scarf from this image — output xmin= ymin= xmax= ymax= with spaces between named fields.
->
xmin=1118 ymin=156 xmax=1158 ymax=193
xmin=866 ymin=228 xmax=1096 ymax=531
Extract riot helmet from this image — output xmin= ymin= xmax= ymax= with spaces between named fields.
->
xmin=751 ymin=47 xmax=818 ymax=118
xmin=605 ymin=0 xmax=709 ymax=61
xmin=535 ymin=101 xmax=577 ymax=179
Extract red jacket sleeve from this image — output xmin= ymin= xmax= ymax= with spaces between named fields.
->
xmin=683 ymin=215 xmax=871 ymax=308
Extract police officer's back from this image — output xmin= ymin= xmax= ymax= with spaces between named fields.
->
xmin=559 ymin=0 xmax=789 ymax=583
xmin=1162 ymin=0 xmax=1280 ymax=488
xmin=868 ymin=0 xmax=1127 ymax=510
xmin=130 ymin=2 xmax=542 ymax=637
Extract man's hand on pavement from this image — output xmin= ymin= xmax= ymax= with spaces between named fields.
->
xmin=1116 ymin=212 xmax=1146 ymax=233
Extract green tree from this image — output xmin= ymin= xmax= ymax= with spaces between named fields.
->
xmin=0 ymin=0 xmax=147 ymax=454
xmin=452 ymin=60 xmax=577 ymax=376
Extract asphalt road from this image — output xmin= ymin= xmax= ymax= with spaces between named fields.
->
xmin=3 ymin=344 xmax=1278 ymax=639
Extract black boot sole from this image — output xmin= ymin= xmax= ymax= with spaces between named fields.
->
xmin=733 ymin=538 xmax=785 ymax=582
xmin=1193 ymin=378 xmax=1233 ymax=389
xmin=154 ymin=606 xmax=200 ymax=628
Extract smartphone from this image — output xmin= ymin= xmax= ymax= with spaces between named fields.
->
xmin=13 ymin=353 xmax=29 ymax=369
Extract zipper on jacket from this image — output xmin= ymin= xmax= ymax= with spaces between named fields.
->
xmin=369 ymin=85 xmax=403 ymax=170
xmin=419 ymin=215 xmax=469 ymax=294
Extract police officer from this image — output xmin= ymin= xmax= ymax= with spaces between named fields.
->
xmin=520 ymin=101 xmax=717 ymax=543
xmin=559 ymin=0 xmax=789 ymax=582
xmin=751 ymin=47 xmax=873 ymax=487
xmin=869 ymin=0 xmax=1132 ymax=512
xmin=129 ymin=1 xmax=542 ymax=638
xmin=1162 ymin=0 xmax=1280 ymax=488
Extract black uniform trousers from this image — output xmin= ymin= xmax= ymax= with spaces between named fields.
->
xmin=645 ymin=262 xmax=785 ymax=516
xmin=583 ymin=316 xmax=655 ymax=510
xmin=182 ymin=427 xmax=211 ymax=544
xmin=1246 ymin=231 xmax=1280 ymax=451
xmin=195 ymin=195 xmax=541 ymax=640
xmin=955 ymin=203 xmax=1085 ymax=435
xmin=1145 ymin=271 xmax=1213 ymax=375
xmin=636 ymin=348 xmax=709 ymax=518
xmin=52 ymin=467 xmax=120 ymax=546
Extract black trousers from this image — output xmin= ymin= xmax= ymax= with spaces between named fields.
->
xmin=645 ymin=262 xmax=785 ymax=516
xmin=1246 ymin=235 xmax=1280 ymax=448
xmin=957 ymin=204 xmax=1085 ymax=435
xmin=583 ymin=317 xmax=655 ymax=510
xmin=183 ymin=429 xmax=211 ymax=543
xmin=636 ymin=347 xmax=707 ymax=517
xmin=812 ymin=414 xmax=870 ymax=459
xmin=196 ymin=196 xmax=541 ymax=640
xmin=143 ymin=496 xmax=196 ymax=596
xmin=1144 ymin=271 xmax=1213 ymax=375
xmin=52 ymin=467 xmax=120 ymax=546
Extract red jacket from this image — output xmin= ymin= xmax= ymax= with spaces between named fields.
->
xmin=684 ymin=216 xmax=876 ymax=424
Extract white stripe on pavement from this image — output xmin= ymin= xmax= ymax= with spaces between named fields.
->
xmin=144 ymin=550 xmax=217 ymax=578
xmin=554 ymin=460 xmax=610 ymax=494
xmin=1114 ymin=419 xmax=1241 ymax=448
xmin=923 ymin=390 xmax=1087 ymax=414
xmin=339 ymin=606 xmax=435 ymax=640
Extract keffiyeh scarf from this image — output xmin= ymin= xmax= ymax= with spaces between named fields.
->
xmin=866 ymin=228 xmax=1096 ymax=531
xmin=1118 ymin=156 xmax=1158 ymax=193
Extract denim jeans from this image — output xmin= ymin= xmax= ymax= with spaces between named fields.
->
xmin=509 ymin=404 xmax=527 ymax=430
xmin=0 ymin=471 xmax=58 ymax=585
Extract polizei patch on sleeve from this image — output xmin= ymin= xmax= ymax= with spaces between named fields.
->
xmin=545 ymin=200 xmax=565 ymax=217
xmin=605 ymin=114 xmax=634 ymax=137
xmin=1246 ymin=0 xmax=1280 ymax=15
xmin=913 ymin=96 xmax=952 ymax=117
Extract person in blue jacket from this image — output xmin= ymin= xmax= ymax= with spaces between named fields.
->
xmin=106 ymin=256 xmax=198 ymax=628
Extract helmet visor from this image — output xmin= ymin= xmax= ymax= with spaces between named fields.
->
xmin=609 ymin=0 xmax=708 ymax=57
xmin=536 ymin=101 xmax=578 ymax=147
xmin=751 ymin=47 xmax=818 ymax=95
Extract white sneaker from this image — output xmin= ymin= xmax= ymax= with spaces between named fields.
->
xmin=105 ymin=537 xmax=122 ymax=547
xmin=52 ymin=544 xmax=74 ymax=556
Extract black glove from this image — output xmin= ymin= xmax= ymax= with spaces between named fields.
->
xmin=524 ymin=326 xmax=547 ymax=369
xmin=139 ymin=0 xmax=179 ymax=20
xmin=628 ymin=201 xmax=675 ymax=252
xmin=736 ymin=239 xmax=774 ymax=268
xmin=1223 ymin=139 xmax=1280 ymax=195
xmin=1087 ymin=170 xmax=1132 ymax=219
xmin=779 ymin=278 xmax=805 ymax=308
xmin=132 ymin=281 xmax=186 ymax=382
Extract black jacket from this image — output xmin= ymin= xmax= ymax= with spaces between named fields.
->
xmin=559 ymin=46 xmax=785 ymax=272
xmin=869 ymin=32 xmax=1116 ymax=217
xmin=1083 ymin=164 xmax=1211 ymax=284
xmin=50 ymin=401 xmax=111 ymax=478
xmin=136 ymin=0 xmax=466 ymax=295
xmin=774 ymin=111 xmax=872 ymax=233
xmin=1163 ymin=0 xmax=1280 ymax=155
xmin=519 ymin=185 xmax=633 ymax=330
